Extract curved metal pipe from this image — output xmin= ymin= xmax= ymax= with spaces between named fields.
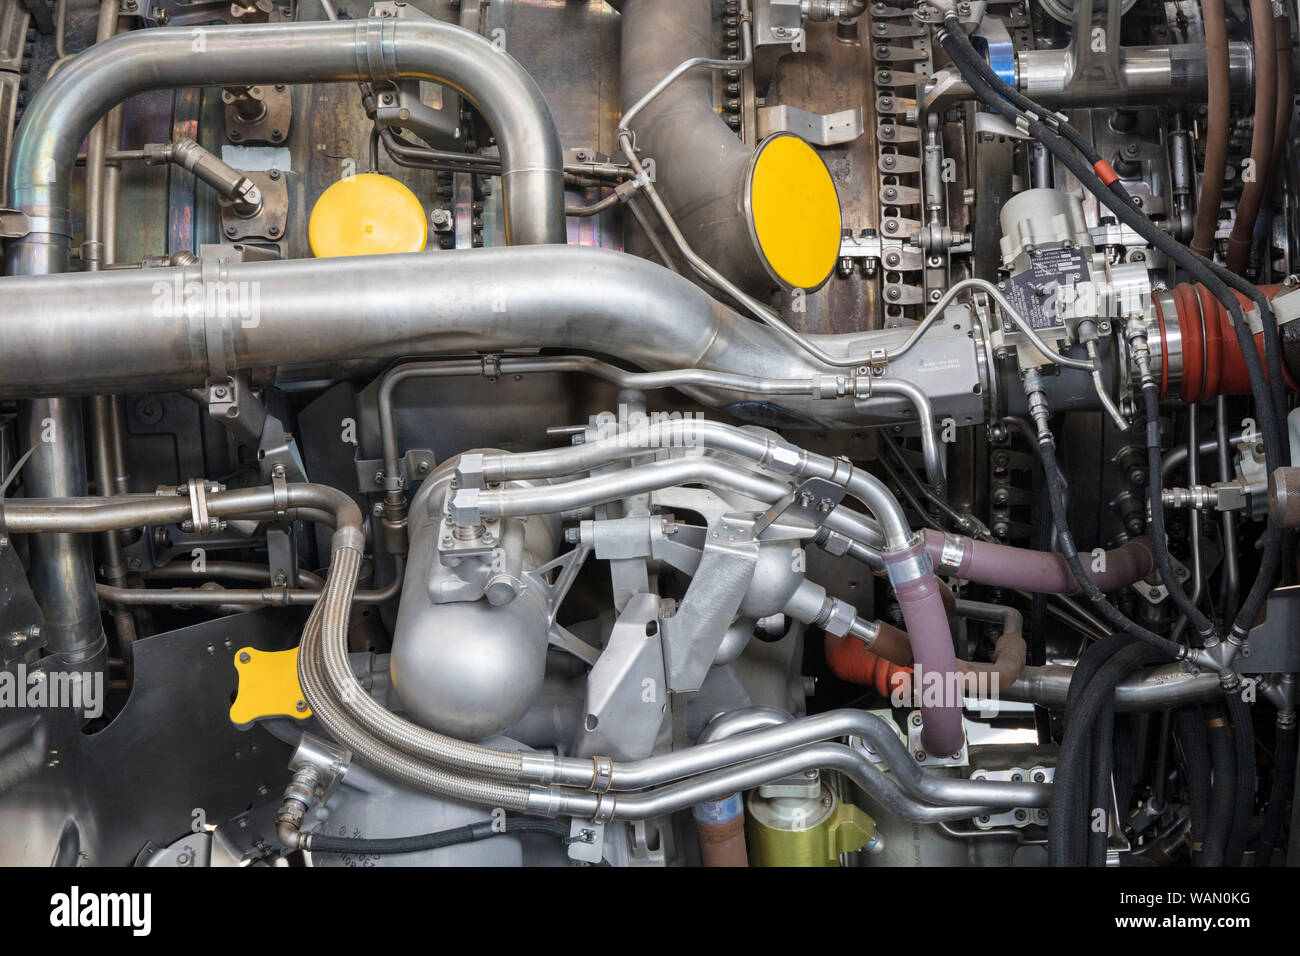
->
xmin=6 ymin=17 xmax=564 ymax=252
xmin=552 ymin=743 xmax=993 ymax=823
xmin=1004 ymin=661 xmax=1222 ymax=710
xmin=0 ymin=246 xmax=886 ymax=427
xmin=619 ymin=0 xmax=773 ymax=291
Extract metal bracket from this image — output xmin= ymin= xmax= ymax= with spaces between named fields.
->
xmin=971 ymin=767 xmax=1052 ymax=830
xmin=757 ymin=105 xmax=865 ymax=146
xmin=754 ymin=477 xmax=846 ymax=539
xmin=354 ymin=450 xmax=437 ymax=493
xmin=523 ymin=543 xmax=601 ymax=665
xmin=219 ymin=169 xmax=288 ymax=241
xmin=659 ymin=513 xmax=759 ymax=693
xmin=0 ymin=206 xmax=29 ymax=238
xmin=575 ymin=592 xmax=668 ymax=761
xmin=223 ymin=84 xmax=293 ymax=146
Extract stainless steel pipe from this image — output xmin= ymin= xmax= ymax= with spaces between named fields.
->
xmin=619 ymin=0 xmax=772 ymax=291
xmin=1016 ymin=41 xmax=1255 ymax=107
xmin=0 ymin=247 xmax=877 ymax=427
xmin=1004 ymin=662 xmax=1222 ymax=710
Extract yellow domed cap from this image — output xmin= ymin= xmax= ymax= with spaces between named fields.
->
xmin=309 ymin=173 xmax=427 ymax=258
xmin=746 ymin=133 xmax=842 ymax=290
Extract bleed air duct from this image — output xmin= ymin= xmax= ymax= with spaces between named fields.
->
xmin=619 ymin=0 xmax=842 ymax=291
xmin=0 ymin=246 xmax=875 ymax=427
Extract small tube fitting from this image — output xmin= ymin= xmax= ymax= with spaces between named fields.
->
xmin=275 ymin=733 xmax=351 ymax=850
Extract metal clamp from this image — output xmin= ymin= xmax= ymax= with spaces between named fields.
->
xmin=937 ymin=532 xmax=966 ymax=574
xmin=589 ymin=755 xmax=614 ymax=794
xmin=187 ymin=478 xmax=213 ymax=534
xmin=271 ymin=466 xmax=289 ymax=517
xmin=589 ymin=793 xmax=617 ymax=824
xmin=0 ymin=208 xmax=67 ymax=240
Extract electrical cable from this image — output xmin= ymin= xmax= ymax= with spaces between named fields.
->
xmin=302 ymin=816 xmax=572 ymax=855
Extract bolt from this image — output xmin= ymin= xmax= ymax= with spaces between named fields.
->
xmin=239 ymin=651 xmax=251 ymax=663
xmin=296 ymin=699 xmax=308 ymax=712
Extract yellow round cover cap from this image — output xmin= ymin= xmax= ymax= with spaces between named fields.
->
xmin=747 ymin=133 xmax=842 ymax=290
xmin=309 ymin=173 xmax=427 ymax=258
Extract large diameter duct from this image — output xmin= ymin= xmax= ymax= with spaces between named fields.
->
xmin=620 ymin=0 xmax=842 ymax=292
xmin=0 ymin=246 xmax=872 ymax=425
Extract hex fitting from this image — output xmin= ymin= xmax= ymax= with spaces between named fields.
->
xmin=275 ymin=733 xmax=351 ymax=850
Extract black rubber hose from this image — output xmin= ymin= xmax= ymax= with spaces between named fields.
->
xmin=1202 ymin=705 xmax=1236 ymax=867
xmin=944 ymin=24 xmax=1286 ymax=640
xmin=1255 ymin=719 xmax=1298 ymax=865
xmin=1067 ymin=635 xmax=1140 ymax=863
xmin=1050 ymin=639 xmax=1165 ymax=866
xmin=1141 ymin=381 xmax=1216 ymax=638
xmin=1036 ymin=425 xmax=1183 ymax=657
xmin=1224 ymin=690 xmax=1257 ymax=865
xmin=1087 ymin=694 xmax=1119 ymax=866
xmin=1175 ymin=707 xmax=1212 ymax=864
xmin=303 ymin=817 xmax=572 ymax=855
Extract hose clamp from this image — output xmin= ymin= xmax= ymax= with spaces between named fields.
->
xmin=589 ymin=756 xmax=614 ymax=794
xmin=186 ymin=478 xmax=216 ymax=535
xmin=883 ymin=533 xmax=933 ymax=588
xmin=358 ymin=15 xmax=399 ymax=86
xmin=937 ymin=532 xmax=966 ymax=574
xmin=271 ymin=467 xmax=289 ymax=516
xmin=589 ymin=793 xmax=617 ymax=824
